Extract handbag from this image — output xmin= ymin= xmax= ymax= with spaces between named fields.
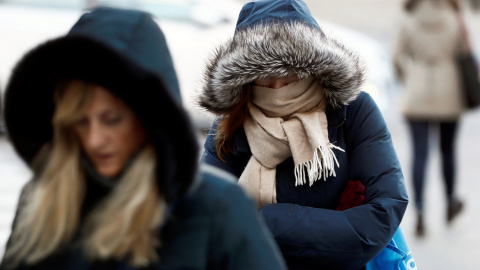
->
xmin=365 ymin=227 xmax=417 ymax=270
xmin=456 ymin=12 xmax=480 ymax=109
xmin=457 ymin=52 xmax=480 ymax=108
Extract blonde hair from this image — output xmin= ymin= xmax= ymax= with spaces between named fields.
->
xmin=4 ymin=81 xmax=165 ymax=267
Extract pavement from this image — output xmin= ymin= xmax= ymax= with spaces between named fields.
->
xmin=383 ymin=106 xmax=480 ymax=270
xmin=1 ymin=0 xmax=480 ymax=268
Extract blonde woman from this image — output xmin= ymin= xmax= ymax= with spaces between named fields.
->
xmin=0 ymin=7 xmax=286 ymax=270
xmin=0 ymin=85 xmax=5 ymax=135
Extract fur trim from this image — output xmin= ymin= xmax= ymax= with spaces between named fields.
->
xmin=198 ymin=21 xmax=365 ymax=114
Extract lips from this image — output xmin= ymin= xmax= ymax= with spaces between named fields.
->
xmin=92 ymin=153 xmax=115 ymax=163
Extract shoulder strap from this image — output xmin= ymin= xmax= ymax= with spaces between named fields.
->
xmin=456 ymin=11 xmax=471 ymax=52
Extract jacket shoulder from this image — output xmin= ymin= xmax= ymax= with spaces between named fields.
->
xmin=160 ymin=165 xmax=285 ymax=270
xmin=344 ymin=91 xmax=384 ymax=126
xmin=173 ymin=164 xmax=250 ymax=216
xmin=198 ymin=164 xmax=240 ymax=197
xmin=198 ymin=164 xmax=253 ymax=208
xmin=347 ymin=91 xmax=376 ymax=110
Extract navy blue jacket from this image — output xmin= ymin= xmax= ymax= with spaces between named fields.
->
xmin=198 ymin=1 xmax=408 ymax=268
xmin=203 ymin=92 xmax=409 ymax=270
xmin=3 ymin=166 xmax=286 ymax=270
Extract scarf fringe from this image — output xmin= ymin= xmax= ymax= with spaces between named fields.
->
xmin=294 ymin=144 xmax=345 ymax=186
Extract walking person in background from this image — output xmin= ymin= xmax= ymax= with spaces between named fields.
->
xmin=393 ymin=0 xmax=466 ymax=237
xmin=199 ymin=0 xmax=409 ymax=269
xmin=0 ymin=84 xmax=5 ymax=135
xmin=0 ymin=7 xmax=286 ymax=270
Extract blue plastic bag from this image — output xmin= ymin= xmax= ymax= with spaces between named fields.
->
xmin=366 ymin=227 xmax=417 ymax=270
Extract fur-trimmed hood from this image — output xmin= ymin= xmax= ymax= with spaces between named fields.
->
xmin=198 ymin=0 xmax=365 ymax=114
xmin=4 ymin=7 xmax=198 ymax=203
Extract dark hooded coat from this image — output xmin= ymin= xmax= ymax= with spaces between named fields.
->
xmin=199 ymin=1 xmax=409 ymax=269
xmin=1 ymin=7 xmax=286 ymax=270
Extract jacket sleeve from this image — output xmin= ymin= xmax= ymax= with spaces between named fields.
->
xmin=210 ymin=182 xmax=287 ymax=270
xmin=201 ymin=121 xmax=242 ymax=178
xmin=259 ymin=93 xmax=409 ymax=269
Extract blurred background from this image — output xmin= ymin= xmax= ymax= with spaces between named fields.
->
xmin=1 ymin=0 xmax=480 ymax=269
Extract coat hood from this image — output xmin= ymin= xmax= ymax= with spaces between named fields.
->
xmin=198 ymin=0 xmax=364 ymax=114
xmin=4 ymin=7 xmax=198 ymax=203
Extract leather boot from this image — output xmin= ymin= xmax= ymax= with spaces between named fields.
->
xmin=447 ymin=198 xmax=464 ymax=223
xmin=415 ymin=213 xmax=425 ymax=237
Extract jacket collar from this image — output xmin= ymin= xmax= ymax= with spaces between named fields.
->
xmin=326 ymin=103 xmax=347 ymax=128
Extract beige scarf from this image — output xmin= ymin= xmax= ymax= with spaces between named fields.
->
xmin=238 ymin=77 xmax=343 ymax=208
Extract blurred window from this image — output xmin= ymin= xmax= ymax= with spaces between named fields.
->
xmin=0 ymin=0 xmax=231 ymax=26
xmin=1 ymin=0 xmax=86 ymax=9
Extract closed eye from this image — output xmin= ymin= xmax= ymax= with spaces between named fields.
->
xmin=74 ymin=117 xmax=89 ymax=127
xmin=104 ymin=115 xmax=124 ymax=126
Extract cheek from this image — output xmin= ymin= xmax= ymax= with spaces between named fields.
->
xmin=254 ymin=78 xmax=273 ymax=87
xmin=73 ymin=127 xmax=89 ymax=150
xmin=114 ymin=120 xmax=146 ymax=157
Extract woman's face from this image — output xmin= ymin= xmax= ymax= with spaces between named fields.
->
xmin=73 ymin=85 xmax=147 ymax=178
xmin=254 ymin=74 xmax=299 ymax=89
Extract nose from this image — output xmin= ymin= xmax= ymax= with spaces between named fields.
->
xmin=271 ymin=81 xmax=287 ymax=89
xmin=86 ymin=123 xmax=108 ymax=150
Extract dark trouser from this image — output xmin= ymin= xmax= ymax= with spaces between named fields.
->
xmin=408 ymin=120 xmax=458 ymax=212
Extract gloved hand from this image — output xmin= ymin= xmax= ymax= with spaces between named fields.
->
xmin=336 ymin=180 xmax=365 ymax=211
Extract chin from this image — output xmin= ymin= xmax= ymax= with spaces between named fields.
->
xmin=97 ymin=167 xmax=121 ymax=178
